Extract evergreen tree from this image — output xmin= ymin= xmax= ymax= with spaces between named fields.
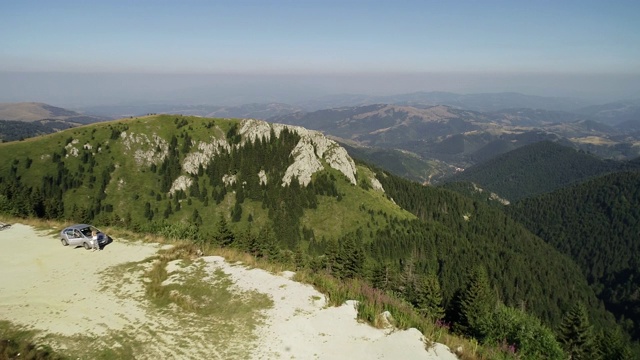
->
xmin=231 ymin=201 xmax=243 ymax=222
xmin=215 ymin=216 xmax=234 ymax=247
xmin=191 ymin=209 xmax=203 ymax=226
xmin=336 ymin=234 xmax=364 ymax=279
xmin=558 ymin=302 xmax=596 ymax=360
xmin=324 ymin=238 xmax=340 ymax=274
xmin=293 ymin=244 xmax=306 ymax=270
xmin=371 ymin=261 xmax=394 ymax=291
xmin=596 ymin=328 xmax=634 ymax=360
xmin=415 ymin=273 xmax=445 ymax=320
xmin=257 ymin=225 xmax=279 ymax=260
xmin=458 ymin=266 xmax=495 ymax=339
xmin=399 ymin=256 xmax=417 ymax=303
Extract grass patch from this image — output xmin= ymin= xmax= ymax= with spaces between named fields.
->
xmin=0 ymin=321 xmax=64 ymax=360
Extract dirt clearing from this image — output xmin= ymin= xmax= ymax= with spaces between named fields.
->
xmin=0 ymin=224 xmax=455 ymax=359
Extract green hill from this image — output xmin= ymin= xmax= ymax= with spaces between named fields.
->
xmin=0 ymin=115 xmax=411 ymax=245
xmin=0 ymin=115 xmax=633 ymax=357
xmin=508 ymin=171 xmax=640 ymax=340
xmin=443 ymin=141 xmax=639 ymax=201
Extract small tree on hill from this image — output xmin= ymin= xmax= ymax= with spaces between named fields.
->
xmin=215 ymin=216 xmax=234 ymax=247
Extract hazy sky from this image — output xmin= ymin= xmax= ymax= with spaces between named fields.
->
xmin=2 ymin=0 xmax=640 ymax=105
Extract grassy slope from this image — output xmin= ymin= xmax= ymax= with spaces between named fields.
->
xmin=0 ymin=115 xmax=412 ymax=241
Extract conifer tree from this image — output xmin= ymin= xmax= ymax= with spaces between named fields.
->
xmin=399 ymin=256 xmax=417 ymax=303
xmin=458 ymin=266 xmax=495 ymax=339
xmin=257 ymin=225 xmax=279 ymax=260
xmin=324 ymin=239 xmax=340 ymax=274
xmin=558 ymin=302 xmax=596 ymax=360
xmin=191 ymin=209 xmax=202 ymax=226
xmin=415 ymin=273 xmax=445 ymax=320
xmin=231 ymin=201 xmax=242 ymax=222
xmin=215 ymin=216 xmax=234 ymax=247
xmin=371 ymin=261 xmax=393 ymax=291
xmin=596 ymin=328 xmax=634 ymax=360
xmin=337 ymin=234 xmax=364 ymax=279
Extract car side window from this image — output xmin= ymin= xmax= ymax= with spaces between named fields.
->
xmin=65 ymin=230 xmax=76 ymax=238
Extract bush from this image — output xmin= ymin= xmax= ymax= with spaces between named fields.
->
xmin=481 ymin=305 xmax=565 ymax=360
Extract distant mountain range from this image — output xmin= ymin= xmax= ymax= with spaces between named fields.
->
xmin=298 ymin=91 xmax=593 ymax=112
xmin=4 ymin=93 xmax=640 ymax=184
xmin=75 ymin=91 xmax=638 ymax=120
xmin=0 ymin=102 xmax=107 ymax=123
xmin=0 ymin=102 xmax=109 ymax=142
xmin=78 ymin=102 xmax=303 ymax=120
xmin=270 ymin=103 xmax=640 ymax=182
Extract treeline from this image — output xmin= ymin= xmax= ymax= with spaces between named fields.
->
xmin=509 ymin=171 xmax=640 ymax=341
xmin=0 ymin=119 xmax=65 ymax=142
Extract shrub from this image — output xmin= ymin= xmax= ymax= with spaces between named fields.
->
xmin=482 ymin=305 xmax=565 ymax=360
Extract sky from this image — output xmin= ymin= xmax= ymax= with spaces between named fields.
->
xmin=2 ymin=0 xmax=640 ymax=105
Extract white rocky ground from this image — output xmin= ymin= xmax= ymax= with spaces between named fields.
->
xmin=0 ymin=224 xmax=456 ymax=360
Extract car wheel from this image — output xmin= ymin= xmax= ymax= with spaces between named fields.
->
xmin=61 ymin=238 xmax=68 ymax=246
xmin=83 ymin=242 xmax=91 ymax=250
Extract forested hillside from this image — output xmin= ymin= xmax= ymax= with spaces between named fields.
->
xmin=509 ymin=172 xmax=640 ymax=341
xmin=444 ymin=141 xmax=639 ymax=201
xmin=373 ymin=171 xmax=613 ymax=325
xmin=0 ymin=119 xmax=74 ymax=142
xmin=0 ymin=115 xmax=636 ymax=358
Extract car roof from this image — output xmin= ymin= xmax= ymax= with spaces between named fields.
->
xmin=66 ymin=224 xmax=92 ymax=230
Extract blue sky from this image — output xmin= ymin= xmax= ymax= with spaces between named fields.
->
xmin=1 ymin=0 xmax=640 ymax=104
xmin=2 ymin=0 xmax=639 ymax=74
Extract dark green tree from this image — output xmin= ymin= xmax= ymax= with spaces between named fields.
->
xmin=415 ymin=273 xmax=445 ymax=321
xmin=458 ymin=266 xmax=495 ymax=339
xmin=231 ymin=201 xmax=243 ymax=222
xmin=336 ymin=234 xmax=365 ymax=279
xmin=215 ymin=216 xmax=234 ymax=247
xmin=596 ymin=328 xmax=634 ymax=360
xmin=191 ymin=209 xmax=203 ymax=226
xmin=558 ymin=302 xmax=596 ymax=360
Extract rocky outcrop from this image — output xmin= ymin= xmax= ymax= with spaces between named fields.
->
xmin=238 ymin=119 xmax=357 ymax=186
xmin=258 ymin=170 xmax=268 ymax=185
xmin=282 ymin=136 xmax=324 ymax=186
xmin=147 ymin=118 xmax=358 ymax=194
xmin=222 ymin=174 xmax=237 ymax=186
xmin=169 ymin=175 xmax=193 ymax=195
xmin=182 ymin=137 xmax=230 ymax=175
xmin=120 ymin=131 xmax=168 ymax=166
xmin=371 ymin=176 xmax=385 ymax=192
xmin=471 ymin=182 xmax=510 ymax=205
xmin=64 ymin=139 xmax=80 ymax=157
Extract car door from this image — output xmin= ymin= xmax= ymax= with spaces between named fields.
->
xmin=66 ymin=229 xmax=82 ymax=246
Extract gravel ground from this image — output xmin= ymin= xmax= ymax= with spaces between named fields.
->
xmin=0 ymin=223 xmax=457 ymax=359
